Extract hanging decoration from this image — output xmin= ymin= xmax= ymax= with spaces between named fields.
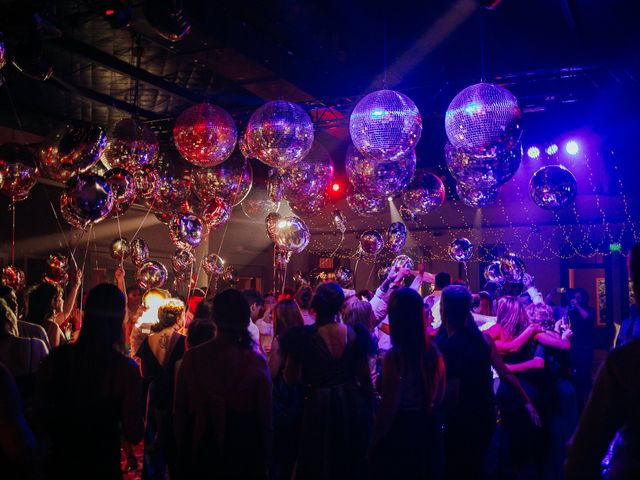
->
xmin=401 ymin=171 xmax=445 ymax=215
xmin=448 ymin=237 xmax=474 ymax=262
xmin=484 ymin=261 xmax=504 ymax=283
xmin=40 ymin=124 xmax=107 ymax=181
xmin=282 ymin=141 xmax=334 ymax=203
xmin=349 ymin=89 xmax=422 ymax=160
xmin=131 ymin=239 xmax=149 ymax=266
xmin=102 ymin=118 xmax=159 ymax=171
xmin=346 ymin=190 xmax=387 ymax=216
xmin=173 ymin=103 xmax=237 ymax=168
xmin=203 ymin=253 xmax=225 ymax=277
xmin=334 ymin=266 xmax=353 ymax=287
xmin=0 ymin=143 xmax=39 ymax=202
xmin=500 ymin=253 xmax=526 ymax=282
xmin=445 ymin=83 xmax=522 ymax=155
xmin=359 ymin=230 xmax=384 ymax=256
xmin=192 ymin=152 xmax=252 ymax=206
xmin=386 ymin=222 xmax=407 ymax=253
xmin=110 ymin=238 xmax=130 ymax=262
xmin=136 ymin=260 xmax=168 ymax=290
xmin=60 ymin=173 xmax=113 ymax=229
xmin=105 ymin=168 xmax=137 ymax=215
xmin=456 ymin=182 xmax=499 ymax=208
xmin=169 ymin=212 xmax=206 ymax=250
xmin=246 ymin=100 xmax=314 ymax=169
xmin=273 ymin=216 xmax=311 ymax=254
xmin=529 ymin=164 xmax=577 ymax=211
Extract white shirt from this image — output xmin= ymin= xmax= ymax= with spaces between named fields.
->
xmin=248 ymin=321 xmax=260 ymax=346
xmin=255 ymin=318 xmax=274 ymax=353
xmin=425 ymin=290 xmax=442 ymax=329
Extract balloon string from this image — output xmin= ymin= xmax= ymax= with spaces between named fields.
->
xmin=272 ymin=245 xmax=277 ymax=292
xmin=11 ymin=203 xmax=16 ymax=265
xmin=44 ymin=187 xmax=74 ymax=263
xmin=353 ymin=257 xmax=360 ymax=291
xmin=281 ymin=261 xmax=288 ymax=298
xmin=78 ymin=225 xmax=93 ymax=314
xmin=131 ymin=200 xmax=156 ymax=242
xmin=366 ymin=262 xmax=375 ymax=290
xmin=330 ymin=232 xmax=345 ymax=258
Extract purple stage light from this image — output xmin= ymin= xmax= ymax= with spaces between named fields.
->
xmin=565 ymin=140 xmax=579 ymax=155
xmin=546 ymin=144 xmax=558 ymax=155
xmin=527 ymin=146 xmax=540 ymax=159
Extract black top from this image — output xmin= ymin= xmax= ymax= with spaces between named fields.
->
xmin=136 ymin=333 xmax=186 ymax=411
xmin=437 ymin=328 xmax=495 ymax=436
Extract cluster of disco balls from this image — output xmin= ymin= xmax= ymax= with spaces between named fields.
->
xmin=345 ymin=89 xmax=444 ymax=219
xmin=444 ymin=83 xmax=523 ymax=208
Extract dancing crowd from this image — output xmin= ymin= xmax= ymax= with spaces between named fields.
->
xmin=1 ymin=245 xmax=640 ymax=480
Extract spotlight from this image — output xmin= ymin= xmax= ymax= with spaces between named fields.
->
xmin=545 ymin=144 xmax=558 ymax=155
xmin=331 ymin=182 xmax=341 ymax=193
xmin=387 ymin=196 xmax=393 ymax=202
xmin=527 ymin=146 xmax=540 ymax=159
xmin=565 ymin=140 xmax=579 ymax=155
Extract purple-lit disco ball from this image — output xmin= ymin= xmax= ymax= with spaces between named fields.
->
xmin=401 ymin=171 xmax=445 ymax=215
xmin=445 ymin=83 xmax=522 ymax=155
xmin=136 ymin=261 xmax=168 ymax=290
xmin=349 ymin=89 xmax=422 ymax=161
xmin=103 ymin=118 xmax=159 ymax=171
xmin=192 ymin=152 xmax=252 ymax=206
xmin=246 ymin=100 xmax=314 ymax=169
xmin=448 ymin=237 xmax=473 ymax=262
xmin=456 ymin=182 xmax=499 ymax=208
xmin=282 ymin=141 xmax=334 ymax=202
xmin=169 ymin=212 xmax=206 ymax=250
xmin=346 ymin=190 xmax=387 ymax=216
xmin=529 ymin=164 xmax=577 ymax=211
xmin=173 ymin=104 xmax=237 ymax=168
xmin=359 ymin=230 xmax=384 ymax=256
xmin=345 ymin=143 xmax=416 ymax=199
xmin=445 ymin=141 xmax=522 ymax=190
xmin=61 ymin=173 xmax=114 ymax=228
xmin=274 ymin=216 xmax=311 ymax=254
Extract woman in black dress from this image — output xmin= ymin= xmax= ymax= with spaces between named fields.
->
xmin=285 ymin=282 xmax=374 ymax=480
xmin=370 ymin=288 xmax=445 ymax=480
xmin=136 ymin=299 xmax=186 ymax=480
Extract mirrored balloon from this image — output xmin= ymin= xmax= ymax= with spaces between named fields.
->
xmin=267 ymin=169 xmax=284 ymax=202
xmin=345 ymin=144 xmax=416 ymax=199
xmin=133 ymin=166 xmax=159 ymax=199
xmin=201 ymin=197 xmax=232 ymax=229
xmin=445 ymin=141 xmax=522 ymax=190
xmin=0 ymin=143 xmax=39 ymax=202
xmin=241 ymin=187 xmax=279 ymax=220
xmin=110 ymin=238 xmax=130 ymax=261
xmin=274 ymin=216 xmax=310 ymax=254
xmin=386 ymin=222 xmax=407 ymax=253
xmin=172 ymin=248 xmax=195 ymax=273
xmin=359 ymin=230 xmax=384 ymax=256
xmin=103 ymin=118 xmax=159 ymax=171
xmin=169 ymin=212 xmax=206 ymax=250
xmin=40 ymin=124 xmax=107 ymax=181
xmin=401 ymin=171 xmax=445 ymax=215
xmin=391 ymin=254 xmax=414 ymax=270
xmin=203 ymin=253 xmax=225 ymax=276
xmin=265 ymin=212 xmax=281 ymax=242
xmin=1 ymin=265 xmax=26 ymax=291
xmin=399 ymin=204 xmax=417 ymax=223
xmin=61 ymin=173 xmax=113 ymax=228
xmin=529 ymin=165 xmax=577 ymax=211
xmin=131 ymin=239 xmax=149 ymax=266
xmin=192 ymin=152 xmax=252 ymax=207
xmin=500 ymin=253 xmax=526 ymax=283
xmin=334 ymin=266 xmax=353 ymax=287
xmin=289 ymin=194 xmax=326 ymax=218
xmin=346 ymin=190 xmax=387 ymax=216
xmin=282 ymin=141 xmax=334 ymax=201
xmin=484 ymin=260 xmax=504 ymax=283
xmin=105 ymin=168 xmax=137 ymax=214
xmin=456 ymin=182 xmax=499 ymax=208
xmin=448 ymin=237 xmax=473 ymax=262
xmin=332 ymin=209 xmax=347 ymax=234
xmin=222 ymin=266 xmax=239 ymax=285
xmin=136 ymin=260 xmax=168 ymax=290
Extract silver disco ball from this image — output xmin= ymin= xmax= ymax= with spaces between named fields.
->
xmin=445 ymin=83 xmax=521 ymax=155
xmin=246 ymin=100 xmax=314 ymax=169
xmin=456 ymin=182 xmax=499 ymax=208
xmin=349 ymin=89 xmax=422 ymax=160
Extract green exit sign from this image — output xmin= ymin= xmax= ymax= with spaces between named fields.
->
xmin=610 ymin=243 xmax=622 ymax=252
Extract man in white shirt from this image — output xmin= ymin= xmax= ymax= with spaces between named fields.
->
xmin=424 ymin=272 xmax=451 ymax=329
xmin=241 ymin=289 xmax=263 ymax=347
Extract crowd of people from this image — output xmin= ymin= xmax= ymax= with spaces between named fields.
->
xmin=1 ymin=245 xmax=640 ymax=480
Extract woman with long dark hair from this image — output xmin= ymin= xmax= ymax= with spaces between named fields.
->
xmin=35 ymin=283 xmax=144 ymax=480
xmin=269 ymin=298 xmax=305 ymax=480
xmin=370 ymin=288 xmax=445 ymax=479
xmin=136 ymin=299 xmax=186 ymax=480
xmin=24 ymin=282 xmax=66 ymax=348
xmin=174 ymin=289 xmax=272 ymax=479
xmin=285 ymin=282 xmax=374 ymax=480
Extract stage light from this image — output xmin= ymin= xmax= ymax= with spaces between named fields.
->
xmin=527 ymin=146 xmax=540 ymax=159
xmin=565 ymin=140 xmax=579 ymax=155
xmin=387 ymin=196 xmax=393 ymax=201
xmin=331 ymin=182 xmax=341 ymax=193
xmin=546 ymin=144 xmax=558 ymax=155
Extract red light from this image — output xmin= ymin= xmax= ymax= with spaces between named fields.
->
xmin=105 ymin=9 xmax=115 ymax=16
xmin=331 ymin=183 xmax=341 ymax=193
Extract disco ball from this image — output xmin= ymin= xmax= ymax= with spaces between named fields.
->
xmin=345 ymin=143 xmax=416 ymax=198
xmin=529 ymin=164 xmax=577 ymax=211
xmin=192 ymin=152 xmax=252 ymax=206
xmin=456 ymin=182 xmax=499 ymax=208
xmin=349 ymin=89 xmax=422 ymax=161
xmin=445 ymin=141 xmax=522 ymax=190
xmin=401 ymin=171 xmax=445 ymax=215
xmin=445 ymin=83 xmax=522 ymax=155
xmin=103 ymin=118 xmax=159 ymax=171
xmin=246 ymin=100 xmax=314 ymax=168
xmin=173 ymin=103 xmax=237 ymax=167
xmin=289 ymin=194 xmax=327 ymax=218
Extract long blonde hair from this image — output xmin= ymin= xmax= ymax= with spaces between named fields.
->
xmin=497 ymin=296 xmax=530 ymax=339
